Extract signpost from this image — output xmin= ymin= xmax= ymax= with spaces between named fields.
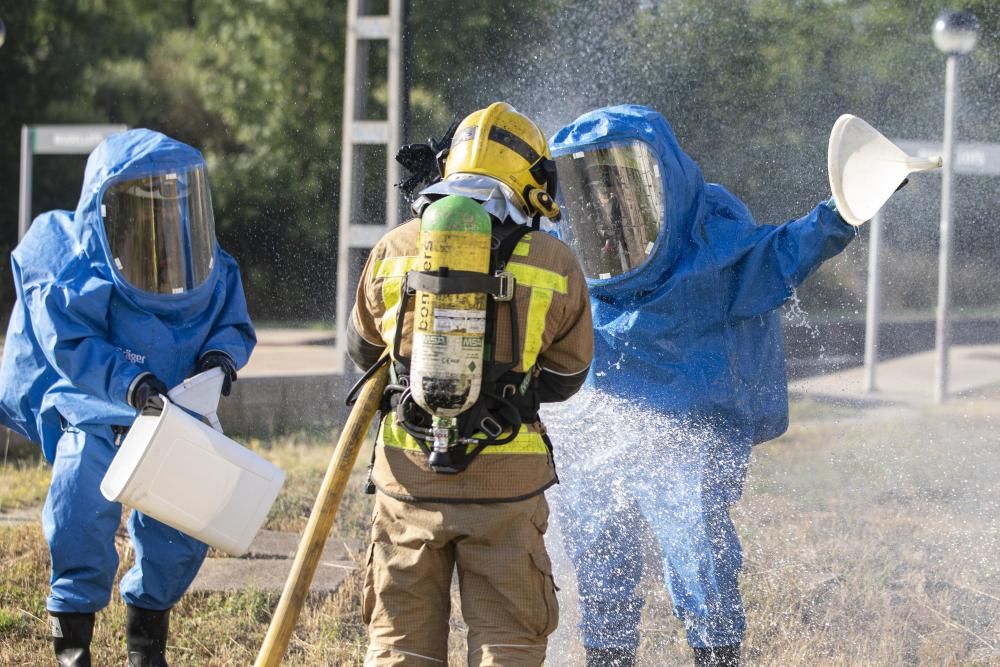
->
xmin=863 ymin=140 xmax=1000 ymax=395
xmin=18 ymin=124 xmax=127 ymax=239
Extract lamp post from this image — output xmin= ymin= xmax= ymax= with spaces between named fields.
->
xmin=932 ymin=9 xmax=978 ymax=404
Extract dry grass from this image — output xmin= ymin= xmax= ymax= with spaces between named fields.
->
xmin=626 ymin=391 xmax=1000 ymax=666
xmin=2 ymin=395 xmax=1000 ymax=665
xmin=0 ymin=430 xmax=375 ymax=666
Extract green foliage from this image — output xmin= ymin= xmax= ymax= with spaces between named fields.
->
xmin=1 ymin=0 xmax=999 ymax=319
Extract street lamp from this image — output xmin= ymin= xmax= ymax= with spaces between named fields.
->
xmin=932 ymin=9 xmax=978 ymax=403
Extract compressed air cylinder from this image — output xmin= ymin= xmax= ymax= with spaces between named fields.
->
xmin=410 ymin=195 xmax=492 ymax=417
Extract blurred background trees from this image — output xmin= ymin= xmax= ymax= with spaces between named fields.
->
xmin=1 ymin=0 xmax=998 ymax=323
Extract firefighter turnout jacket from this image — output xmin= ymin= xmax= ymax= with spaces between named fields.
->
xmin=349 ymin=217 xmax=593 ymax=503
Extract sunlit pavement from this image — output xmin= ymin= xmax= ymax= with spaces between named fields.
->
xmin=216 ymin=328 xmax=355 ymax=433
xmin=239 ymin=328 xmax=342 ymax=377
xmin=789 ymin=344 xmax=1000 ymax=405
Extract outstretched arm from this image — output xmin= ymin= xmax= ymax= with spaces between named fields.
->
xmin=707 ymin=198 xmax=856 ymax=320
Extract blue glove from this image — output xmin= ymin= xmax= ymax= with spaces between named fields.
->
xmin=129 ymin=374 xmax=168 ymax=415
xmin=196 ymin=352 xmax=237 ymax=396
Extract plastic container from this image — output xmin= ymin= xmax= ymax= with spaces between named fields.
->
xmin=168 ymin=367 xmax=225 ymax=432
xmin=100 ymin=398 xmax=284 ymax=555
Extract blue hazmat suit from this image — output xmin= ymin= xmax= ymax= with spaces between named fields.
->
xmin=0 ymin=129 xmax=256 ymax=613
xmin=547 ymin=105 xmax=855 ymax=650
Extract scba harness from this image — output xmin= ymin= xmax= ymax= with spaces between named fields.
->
xmin=355 ymin=220 xmax=547 ymax=485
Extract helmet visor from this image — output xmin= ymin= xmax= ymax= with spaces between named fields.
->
xmin=555 ymin=141 xmax=664 ymax=280
xmin=102 ymin=166 xmax=217 ymax=294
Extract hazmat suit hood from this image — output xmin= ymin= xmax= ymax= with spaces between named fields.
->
xmin=550 ymin=104 xmax=712 ymax=298
xmin=551 ymin=105 xmax=855 ymax=446
xmin=0 ymin=129 xmax=255 ymax=460
xmin=75 ymin=129 xmax=221 ymax=319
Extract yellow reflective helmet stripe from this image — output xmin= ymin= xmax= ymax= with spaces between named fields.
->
xmin=380 ymin=416 xmax=549 ymax=454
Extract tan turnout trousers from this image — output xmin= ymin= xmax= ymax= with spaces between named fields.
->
xmin=363 ymin=493 xmax=558 ymax=666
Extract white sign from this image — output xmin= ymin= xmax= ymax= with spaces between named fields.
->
xmin=896 ymin=140 xmax=1000 ymax=176
xmin=31 ymin=124 xmax=128 ymax=155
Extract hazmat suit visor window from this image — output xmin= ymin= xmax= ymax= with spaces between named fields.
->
xmin=555 ymin=141 xmax=664 ymax=281
xmin=101 ymin=167 xmax=217 ymax=295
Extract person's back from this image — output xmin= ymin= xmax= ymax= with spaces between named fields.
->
xmin=355 ymin=215 xmax=592 ymax=501
xmin=349 ymin=102 xmax=593 ymax=666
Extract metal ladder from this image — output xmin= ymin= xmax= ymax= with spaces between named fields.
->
xmin=335 ymin=0 xmax=406 ymax=373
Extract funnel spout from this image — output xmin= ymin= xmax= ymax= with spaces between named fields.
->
xmin=905 ymin=156 xmax=944 ymax=172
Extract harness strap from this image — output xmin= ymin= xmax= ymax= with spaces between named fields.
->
xmin=405 ymin=269 xmax=514 ymax=301
xmin=385 ymin=220 xmax=540 ymax=473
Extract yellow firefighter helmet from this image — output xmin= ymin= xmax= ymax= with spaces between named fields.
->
xmin=443 ymin=102 xmax=560 ymax=220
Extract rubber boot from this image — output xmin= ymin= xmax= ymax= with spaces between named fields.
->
xmin=693 ymin=644 xmax=741 ymax=667
xmin=125 ymin=605 xmax=171 ymax=667
xmin=51 ymin=612 xmax=95 ymax=667
xmin=585 ymin=646 xmax=637 ymax=667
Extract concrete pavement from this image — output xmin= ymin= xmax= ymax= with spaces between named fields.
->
xmin=789 ymin=344 xmax=1000 ymax=406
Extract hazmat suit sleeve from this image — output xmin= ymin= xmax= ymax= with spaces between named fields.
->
xmin=196 ymin=252 xmax=257 ymax=371
xmin=706 ymin=195 xmax=856 ymax=320
xmin=25 ymin=270 xmax=145 ymax=406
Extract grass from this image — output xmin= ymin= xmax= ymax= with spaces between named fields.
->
xmin=2 ymin=396 xmax=1000 ymax=665
xmin=627 ymin=390 xmax=1000 ymax=666
xmin=0 ymin=429 xmax=375 ymax=666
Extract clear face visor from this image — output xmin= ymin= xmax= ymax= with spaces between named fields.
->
xmin=101 ymin=166 xmax=217 ymax=294
xmin=555 ymin=140 xmax=664 ymax=280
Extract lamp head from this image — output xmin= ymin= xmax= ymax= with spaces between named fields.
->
xmin=933 ymin=10 xmax=979 ymax=55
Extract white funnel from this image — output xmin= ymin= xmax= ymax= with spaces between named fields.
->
xmin=828 ymin=114 xmax=942 ymax=226
xmin=168 ymin=367 xmax=225 ymax=432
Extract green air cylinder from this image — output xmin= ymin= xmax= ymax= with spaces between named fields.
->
xmin=410 ymin=195 xmax=492 ymax=417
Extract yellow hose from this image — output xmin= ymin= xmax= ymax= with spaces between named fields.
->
xmin=254 ymin=361 xmax=389 ymax=667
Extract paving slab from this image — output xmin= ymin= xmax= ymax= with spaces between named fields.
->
xmin=0 ymin=507 xmax=41 ymax=526
xmin=189 ymin=531 xmax=364 ymax=595
xmin=189 ymin=558 xmax=356 ymax=594
xmin=790 ymin=344 xmax=1000 ymax=406
xmin=244 ymin=530 xmax=360 ymax=562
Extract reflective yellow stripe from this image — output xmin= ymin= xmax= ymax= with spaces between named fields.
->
xmin=380 ymin=416 xmax=549 ymax=454
xmin=507 ymin=262 xmax=568 ymax=294
xmin=512 ymin=234 xmax=531 ymax=256
xmin=380 ymin=276 xmax=403 ymax=347
xmin=374 ymin=255 xmax=418 ymax=278
xmin=522 ymin=287 xmax=554 ymax=369
xmin=375 ymin=256 xmax=417 ymax=346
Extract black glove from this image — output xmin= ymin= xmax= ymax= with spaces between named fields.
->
xmin=196 ymin=352 xmax=237 ymax=396
xmin=129 ymin=374 xmax=168 ymax=415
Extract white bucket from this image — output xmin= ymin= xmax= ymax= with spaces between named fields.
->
xmin=100 ymin=398 xmax=285 ymax=556
xmin=168 ymin=367 xmax=225 ymax=432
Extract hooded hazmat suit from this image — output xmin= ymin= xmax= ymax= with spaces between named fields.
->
xmin=547 ymin=105 xmax=855 ymax=653
xmin=0 ymin=129 xmax=255 ymax=614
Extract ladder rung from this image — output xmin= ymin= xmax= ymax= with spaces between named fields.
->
xmin=348 ymin=224 xmax=387 ymax=248
xmin=354 ymin=16 xmax=391 ymax=40
xmin=351 ymin=121 xmax=389 ymax=144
